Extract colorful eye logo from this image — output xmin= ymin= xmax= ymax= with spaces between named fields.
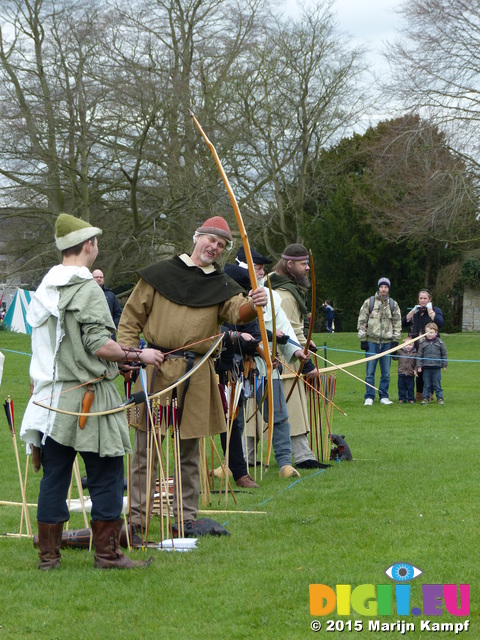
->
xmin=385 ymin=562 xmax=423 ymax=582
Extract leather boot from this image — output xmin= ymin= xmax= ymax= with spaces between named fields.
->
xmin=91 ymin=519 xmax=153 ymax=569
xmin=37 ymin=521 xmax=64 ymax=571
xmin=34 ymin=527 xmax=92 ymax=549
xmin=118 ymin=522 xmax=145 ymax=549
xmin=416 ymin=392 xmax=423 ymax=403
xmin=235 ymin=474 xmax=260 ymax=489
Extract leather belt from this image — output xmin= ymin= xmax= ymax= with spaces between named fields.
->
xmin=147 ymin=343 xmax=199 ymax=361
xmin=147 ymin=344 xmax=200 ymax=426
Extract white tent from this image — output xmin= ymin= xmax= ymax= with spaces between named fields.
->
xmin=3 ymin=289 xmax=34 ymax=334
xmin=0 ymin=351 xmax=4 ymax=386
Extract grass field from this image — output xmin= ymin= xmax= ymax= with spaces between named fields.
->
xmin=0 ymin=328 xmax=478 ymax=640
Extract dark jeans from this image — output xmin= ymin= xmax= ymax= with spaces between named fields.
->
xmin=398 ymin=374 xmax=415 ymax=402
xmin=422 ymin=368 xmax=444 ymax=400
xmin=416 ymin=369 xmax=424 ymax=394
xmin=37 ymin=436 xmax=125 ymax=524
xmin=365 ymin=342 xmax=393 ymax=400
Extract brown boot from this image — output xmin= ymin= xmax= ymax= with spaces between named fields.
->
xmin=416 ymin=392 xmax=423 ymax=403
xmin=34 ymin=527 xmax=92 ymax=550
xmin=235 ymin=474 xmax=260 ymax=489
xmin=37 ymin=521 xmax=64 ymax=571
xmin=91 ymin=519 xmax=153 ymax=569
xmin=118 ymin=522 xmax=145 ymax=549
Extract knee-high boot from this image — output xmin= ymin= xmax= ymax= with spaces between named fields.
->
xmin=33 ymin=527 xmax=92 ymax=549
xmin=37 ymin=521 xmax=64 ymax=571
xmin=91 ymin=519 xmax=153 ymax=569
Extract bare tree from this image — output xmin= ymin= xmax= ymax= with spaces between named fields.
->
xmin=0 ymin=1 xmax=116 ymax=215
xmin=361 ymin=115 xmax=478 ymax=239
xmin=213 ymin=1 xmax=368 ymax=253
xmin=385 ymin=0 xmax=480 ymax=177
xmin=0 ymin=0 xmax=369 ymax=286
xmin=95 ymin=0 xmax=270 ymax=274
xmin=0 ymin=0 xmax=130 ymax=281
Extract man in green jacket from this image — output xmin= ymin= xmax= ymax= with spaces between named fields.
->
xmin=357 ymin=277 xmax=402 ymax=406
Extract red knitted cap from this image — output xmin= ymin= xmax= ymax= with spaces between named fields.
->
xmin=196 ymin=216 xmax=232 ymax=242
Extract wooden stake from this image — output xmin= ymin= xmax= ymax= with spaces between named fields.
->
xmin=4 ymin=396 xmax=32 ymax=537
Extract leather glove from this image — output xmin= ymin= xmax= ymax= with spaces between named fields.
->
xmin=391 ymin=341 xmax=399 ymax=348
xmin=361 ymin=341 xmax=368 ymax=351
xmin=302 ymin=358 xmax=316 ymax=375
xmin=238 ymin=334 xmax=260 ymax=354
xmin=266 ymin=328 xmax=289 ymax=345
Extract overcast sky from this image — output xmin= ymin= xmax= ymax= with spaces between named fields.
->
xmin=282 ymin=0 xmax=405 ymax=74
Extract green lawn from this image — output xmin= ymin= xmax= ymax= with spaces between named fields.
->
xmin=0 ymin=328 xmax=478 ymax=639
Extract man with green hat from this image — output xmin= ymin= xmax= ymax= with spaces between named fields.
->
xmin=21 ymin=213 xmax=164 ymax=570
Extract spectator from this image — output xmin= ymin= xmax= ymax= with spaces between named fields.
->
xmin=92 ymin=269 xmax=122 ymax=334
xmin=321 ymin=300 xmax=335 ymax=333
xmin=394 ymin=337 xmax=417 ymax=403
xmin=357 ymin=276 xmax=402 ymax=406
xmin=402 ymin=288 xmax=444 ymax=402
xmin=416 ymin=322 xmax=447 ymax=405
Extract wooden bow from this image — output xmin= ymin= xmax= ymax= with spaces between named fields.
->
xmin=316 ymin=334 xmax=425 ymax=374
xmin=286 ymin=249 xmax=316 ymax=402
xmin=189 ymin=110 xmax=275 ymax=469
xmin=266 ymin=274 xmax=277 ymax=368
xmin=33 ymin=335 xmax=223 ymax=418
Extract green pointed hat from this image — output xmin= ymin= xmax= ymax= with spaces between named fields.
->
xmin=55 ymin=213 xmax=102 ymax=250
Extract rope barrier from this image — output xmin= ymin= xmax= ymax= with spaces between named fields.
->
xmin=317 ymin=346 xmax=480 ymax=364
xmin=0 ymin=348 xmax=32 ymax=356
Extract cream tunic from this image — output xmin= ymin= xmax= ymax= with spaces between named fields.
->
xmin=275 ymin=288 xmax=310 ymax=437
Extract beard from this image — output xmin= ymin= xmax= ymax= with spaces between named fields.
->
xmin=290 ymin=270 xmax=310 ymax=289
xmin=298 ymin=274 xmax=310 ymax=289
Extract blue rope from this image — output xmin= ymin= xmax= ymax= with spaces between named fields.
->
xmin=319 ymin=346 xmax=480 ymax=364
xmin=221 ymin=470 xmax=326 ymax=526
xmin=0 ymin=348 xmax=32 ymax=356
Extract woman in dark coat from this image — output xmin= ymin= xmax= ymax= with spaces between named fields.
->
xmin=402 ymin=288 xmax=444 ymax=401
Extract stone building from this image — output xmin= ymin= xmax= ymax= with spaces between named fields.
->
xmin=462 ymin=286 xmax=480 ymax=332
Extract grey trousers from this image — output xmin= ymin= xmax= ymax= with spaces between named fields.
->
xmin=290 ymin=433 xmax=316 ymax=465
xmin=247 ymin=432 xmax=314 ymax=466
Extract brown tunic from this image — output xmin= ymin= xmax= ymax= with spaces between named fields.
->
xmin=117 ymin=273 xmax=249 ymax=439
